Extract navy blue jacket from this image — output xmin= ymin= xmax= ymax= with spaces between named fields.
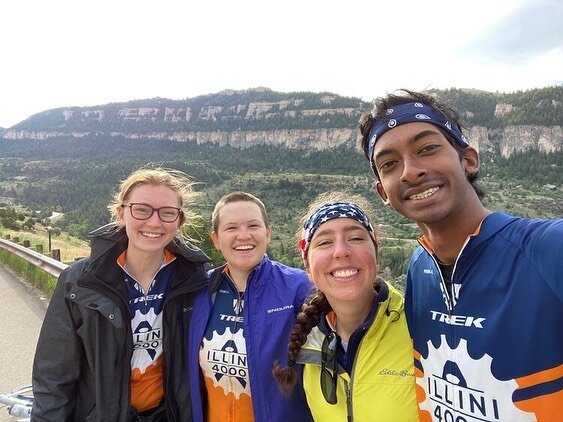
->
xmin=406 ymin=212 xmax=563 ymax=421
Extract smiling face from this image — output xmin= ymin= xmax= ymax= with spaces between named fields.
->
xmin=211 ymin=200 xmax=271 ymax=277
xmin=306 ymin=218 xmax=377 ymax=308
xmin=117 ymin=183 xmax=181 ymax=256
xmin=372 ymin=122 xmax=479 ymax=226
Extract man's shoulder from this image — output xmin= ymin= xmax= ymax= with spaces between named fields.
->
xmin=489 ymin=215 xmax=562 ymax=297
xmin=495 ymin=215 xmax=563 ymax=247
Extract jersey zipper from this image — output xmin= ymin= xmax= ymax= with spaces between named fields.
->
xmin=417 ymin=235 xmax=474 ymax=419
xmin=344 ymin=315 xmax=373 ymax=422
xmin=417 ymin=236 xmax=472 ymax=313
xmin=344 ymin=378 xmax=353 ymax=422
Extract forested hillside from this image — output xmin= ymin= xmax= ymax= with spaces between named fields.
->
xmin=428 ymin=86 xmax=562 ymax=127
xmin=0 ymin=136 xmax=561 ymax=287
xmin=1 ymin=86 xmax=561 ymax=286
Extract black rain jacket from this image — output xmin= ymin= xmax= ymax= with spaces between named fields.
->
xmin=31 ymin=224 xmax=209 ymax=421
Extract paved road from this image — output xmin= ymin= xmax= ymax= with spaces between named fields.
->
xmin=0 ymin=265 xmax=47 ymax=421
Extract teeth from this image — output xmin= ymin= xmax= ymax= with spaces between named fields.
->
xmin=409 ymin=186 xmax=440 ymax=200
xmin=141 ymin=232 xmax=162 ymax=238
xmin=332 ymin=269 xmax=358 ymax=278
xmin=235 ymin=245 xmax=253 ymax=251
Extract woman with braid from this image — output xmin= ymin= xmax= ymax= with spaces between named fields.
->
xmin=274 ymin=193 xmax=418 ymax=421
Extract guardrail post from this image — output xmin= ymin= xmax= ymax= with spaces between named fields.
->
xmin=51 ymin=249 xmax=61 ymax=261
xmin=4 ymin=234 xmax=10 ymax=240
xmin=0 ymin=238 xmax=68 ymax=278
xmin=13 ymin=236 xmax=19 ymax=243
xmin=23 ymin=240 xmax=30 ymax=247
xmin=36 ymin=244 xmax=44 ymax=253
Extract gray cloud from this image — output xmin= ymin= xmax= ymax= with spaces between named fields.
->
xmin=460 ymin=0 xmax=562 ymax=63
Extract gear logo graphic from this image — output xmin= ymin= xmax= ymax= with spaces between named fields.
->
xmin=131 ymin=308 xmax=163 ymax=372
xmin=200 ymin=327 xmax=250 ymax=399
xmin=417 ymin=335 xmax=533 ymax=421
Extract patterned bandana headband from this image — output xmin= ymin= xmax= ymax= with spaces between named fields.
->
xmin=367 ymin=102 xmax=469 ymax=175
xmin=299 ymin=201 xmax=376 ymax=260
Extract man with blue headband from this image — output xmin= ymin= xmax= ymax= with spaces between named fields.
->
xmin=359 ymin=89 xmax=562 ymax=421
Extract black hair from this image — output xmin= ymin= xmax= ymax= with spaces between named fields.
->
xmin=358 ymin=89 xmax=485 ymax=200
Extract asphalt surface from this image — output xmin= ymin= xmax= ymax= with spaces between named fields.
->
xmin=0 ymin=265 xmax=47 ymax=421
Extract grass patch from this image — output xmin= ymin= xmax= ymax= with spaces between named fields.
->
xmin=0 ymin=226 xmax=89 ymax=263
xmin=0 ymin=249 xmax=58 ymax=297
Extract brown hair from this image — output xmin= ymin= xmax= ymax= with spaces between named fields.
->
xmin=108 ymin=167 xmax=200 ymax=228
xmin=273 ymin=191 xmax=378 ymax=395
xmin=272 ymin=292 xmax=332 ymax=395
xmin=211 ymin=191 xmax=269 ymax=232
xmin=358 ymin=89 xmax=485 ymax=200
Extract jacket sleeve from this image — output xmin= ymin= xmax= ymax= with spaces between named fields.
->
xmin=526 ymin=219 xmax=563 ymax=302
xmin=31 ymin=266 xmax=84 ymax=421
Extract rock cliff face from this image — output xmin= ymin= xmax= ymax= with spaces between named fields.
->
xmin=463 ymin=125 xmax=562 ymax=157
xmin=2 ymin=88 xmax=562 ymax=158
xmin=500 ymin=126 xmax=562 ymax=157
xmin=4 ymin=123 xmax=561 ymax=158
xmin=3 ymin=127 xmax=357 ymax=149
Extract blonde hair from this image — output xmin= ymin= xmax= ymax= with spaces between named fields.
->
xmin=108 ymin=167 xmax=200 ymax=229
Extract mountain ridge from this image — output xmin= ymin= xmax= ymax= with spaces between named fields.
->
xmin=2 ymin=86 xmax=561 ymax=158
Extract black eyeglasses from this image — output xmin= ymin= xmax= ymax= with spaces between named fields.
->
xmin=320 ymin=330 xmax=339 ymax=404
xmin=122 ymin=203 xmax=182 ymax=223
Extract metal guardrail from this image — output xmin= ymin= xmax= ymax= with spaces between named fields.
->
xmin=0 ymin=238 xmax=68 ymax=278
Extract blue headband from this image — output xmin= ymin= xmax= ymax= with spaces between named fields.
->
xmin=299 ymin=201 xmax=376 ymax=260
xmin=367 ymin=102 xmax=469 ymax=175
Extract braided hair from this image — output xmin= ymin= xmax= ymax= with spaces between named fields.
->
xmin=273 ymin=191 xmax=377 ymax=395
xmin=272 ymin=291 xmax=332 ymax=396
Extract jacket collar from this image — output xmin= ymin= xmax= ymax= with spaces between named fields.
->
xmin=455 ymin=211 xmax=518 ymax=257
xmin=208 ymin=254 xmax=271 ymax=293
xmin=248 ymin=254 xmax=271 ymax=288
xmin=468 ymin=212 xmax=517 ymax=246
xmin=299 ymin=280 xmax=402 ymax=362
xmin=80 ymin=223 xmax=209 ymax=294
xmin=317 ymin=279 xmax=390 ymax=337
xmin=418 ymin=212 xmax=518 ymax=256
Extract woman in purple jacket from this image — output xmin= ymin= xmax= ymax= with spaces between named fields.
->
xmin=188 ymin=191 xmax=313 ymax=422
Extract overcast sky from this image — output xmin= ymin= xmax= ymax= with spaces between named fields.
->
xmin=1 ymin=0 xmax=561 ymax=128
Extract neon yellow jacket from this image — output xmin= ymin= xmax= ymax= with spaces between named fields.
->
xmin=296 ymin=281 xmax=419 ymax=421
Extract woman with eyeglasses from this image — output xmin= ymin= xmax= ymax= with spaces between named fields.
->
xmin=273 ymin=193 xmax=418 ymax=421
xmin=32 ymin=168 xmax=209 ymax=421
